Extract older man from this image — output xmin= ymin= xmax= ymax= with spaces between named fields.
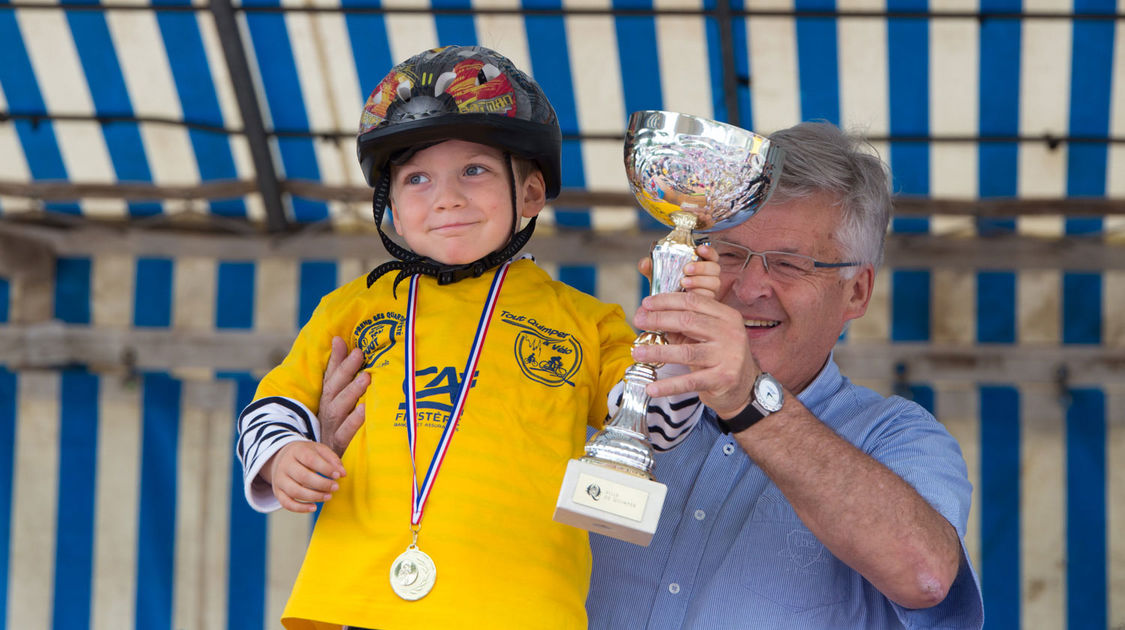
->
xmin=585 ymin=121 xmax=983 ymax=629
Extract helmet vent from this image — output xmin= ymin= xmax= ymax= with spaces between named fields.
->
xmin=434 ymin=71 xmax=457 ymax=96
xmin=481 ymin=63 xmax=500 ymax=83
xmin=396 ymin=79 xmax=413 ymax=101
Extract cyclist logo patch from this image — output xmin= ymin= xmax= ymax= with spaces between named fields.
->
xmin=500 ymin=312 xmax=581 ymax=387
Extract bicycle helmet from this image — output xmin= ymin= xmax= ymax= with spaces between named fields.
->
xmin=357 ymin=45 xmax=562 ymax=290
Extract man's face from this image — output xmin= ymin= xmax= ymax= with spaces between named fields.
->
xmin=714 ymin=192 xmax=874 ymax=393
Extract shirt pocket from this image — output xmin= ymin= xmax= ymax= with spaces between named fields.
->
xmin=738 ymin=490 xmax=850 ymax=612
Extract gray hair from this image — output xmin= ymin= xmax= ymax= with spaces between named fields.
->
xmin=766 ymin=121 xmax=892 ymax=270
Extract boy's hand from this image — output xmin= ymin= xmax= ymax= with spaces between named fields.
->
xmin=320 ymin=336 xmax=370 ymax=457
xmin=636 ymin=243 xmax=721 ymax=300
xmin=264 ymin=441 xmax=345 ymax=513
xmin=678 ymin=243 xmax=721 ymax=299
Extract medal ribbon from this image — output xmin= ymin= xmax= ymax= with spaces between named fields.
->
xmin=404 ymin=260 xmax=511 ymax=526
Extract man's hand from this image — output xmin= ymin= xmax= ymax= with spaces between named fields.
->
xmin=635 ymin=242 xmax=724 ymax=353
xmin=630 ymin=276 xmax=759 ymax=418
xmin=319 ymin=336 xmax=370 ymax=457
xmin=264 ymin=441 xmax=345 ymax=513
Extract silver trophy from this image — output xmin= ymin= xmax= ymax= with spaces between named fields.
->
xmin=554 ymin=110 xmax=784 ymax=546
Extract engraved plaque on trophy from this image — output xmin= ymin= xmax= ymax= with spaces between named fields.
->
xmin=553 ymin=110 xmax=784 ymax=546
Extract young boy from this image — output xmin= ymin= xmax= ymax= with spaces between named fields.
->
xmin=235 ymin=45 xmax=715 ymax=630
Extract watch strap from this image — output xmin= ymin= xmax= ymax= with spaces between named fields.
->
xmin=716 ymin=401 xmax=766 ymax=434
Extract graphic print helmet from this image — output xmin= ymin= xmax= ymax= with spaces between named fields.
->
xmin=356 ymin=45 xmax=562 ymax=291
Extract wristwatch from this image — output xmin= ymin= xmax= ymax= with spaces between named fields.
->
xmin=717 ymin=372 xmax=785 ymax=434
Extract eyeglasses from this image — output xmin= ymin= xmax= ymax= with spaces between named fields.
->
xmin=712 ymin=240 xmax=862 ymax=281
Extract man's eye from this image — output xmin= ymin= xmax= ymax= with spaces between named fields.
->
xmin=773 ymin=256 xmax=808 ymax=272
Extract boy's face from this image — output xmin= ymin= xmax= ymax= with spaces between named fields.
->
xmin=389 ymin=139 xmax=546 ymax=265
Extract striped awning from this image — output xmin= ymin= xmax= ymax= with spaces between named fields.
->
xmin=1 ymin=1 xmax=1123 ymax=233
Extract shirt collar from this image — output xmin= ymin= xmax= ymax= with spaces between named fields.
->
xmin=794 ymin=350 xmax=844 ymax=410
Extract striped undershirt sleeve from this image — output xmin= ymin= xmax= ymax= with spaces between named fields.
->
xmin=607 ymin=363 xmax=705 ymax=451
xmin=236 ymin=396 xmax=321 ymax=513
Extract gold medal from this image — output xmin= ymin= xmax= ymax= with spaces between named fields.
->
xmin=389 ymin=545 xmax=436 ymax=600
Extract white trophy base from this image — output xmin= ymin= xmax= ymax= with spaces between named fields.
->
xmin=553 ymin=458 xmax=666 ymax=546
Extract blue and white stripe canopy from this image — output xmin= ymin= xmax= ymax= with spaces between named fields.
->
xmin=2 ymin=1 xmax=1122 ymax=231
xmin=2 ymin=4 xmax=1125 ymax=630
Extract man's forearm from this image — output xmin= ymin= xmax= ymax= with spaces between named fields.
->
xmin=734 ymin=399 xmax=962 ymax=609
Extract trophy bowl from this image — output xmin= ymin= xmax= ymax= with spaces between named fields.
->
xmin=624 ymin=110 xmax=783 ymax=233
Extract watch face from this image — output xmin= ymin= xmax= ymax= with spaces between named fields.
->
xmin=756 ymin=376 xmax=783 ymax=411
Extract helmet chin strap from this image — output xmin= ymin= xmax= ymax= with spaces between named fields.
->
xmin=366 ymin=154 xmax=537 ymax=295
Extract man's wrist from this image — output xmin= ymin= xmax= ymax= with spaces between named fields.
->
xmin=717 ymin=372 xmax=784 ymax=434
xmin=717 ymin=402 xmax=766 ymax=434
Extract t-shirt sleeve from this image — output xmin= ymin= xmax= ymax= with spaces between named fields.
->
xmin=587 ymin=301 xmax=638 ymax=429
xmin=605 ymin=363 xmax=705 ymax=451
xmin=234 ymin=291 xmax=349 ymax=512
xmin=864 ymin=397 xmax=984 ymax=628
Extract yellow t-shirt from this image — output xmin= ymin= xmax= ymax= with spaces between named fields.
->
xmin=253 ymin=259 xmax=635 ymax=630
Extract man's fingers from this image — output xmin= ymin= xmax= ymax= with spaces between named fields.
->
xmin=323 ymin=336 xmax=348 ymax=385
xmin=323 ymin=338 xmax=364 ymax=398
xmin=339 ymin=372 xmax=370 ymax=409
xmin=633 ymin=337 xmax=718 ymax=368
xmin=635 ymin=306 xmax=719 ymax=342
xmin=339 ymin=340 xmax=366 ymax=373
xmin=329 ymin=403 xmax=365 ymax=457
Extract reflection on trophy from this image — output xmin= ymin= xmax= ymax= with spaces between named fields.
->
xmin=553 ymin=110 xmax=784 ymax=546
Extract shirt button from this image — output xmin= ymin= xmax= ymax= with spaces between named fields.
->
xmin=668 ymin=583 xmax=680 ymax=594
xmin=693 ymin=509 xmax=706 ymax=521
xmin=723 ymin=443 xmax=735 ymax=455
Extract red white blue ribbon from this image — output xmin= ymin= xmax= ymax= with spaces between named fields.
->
xmin=404 ymin=260 xmax=512 ymax=526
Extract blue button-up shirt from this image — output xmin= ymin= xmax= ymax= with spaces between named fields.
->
xmin=586 ymin=358 xmax=984 ymax=629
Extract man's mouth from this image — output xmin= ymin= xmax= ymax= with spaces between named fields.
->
xmin=745 ymin=319 xmax=780 ymax=329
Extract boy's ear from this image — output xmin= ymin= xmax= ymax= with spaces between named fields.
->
xmin=388 ymin=200 xmax=404 ymax=236
xmin=520 ymin=170 xmax=547 ymax=218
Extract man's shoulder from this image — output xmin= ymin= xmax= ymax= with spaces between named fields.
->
xmin=818 ymin=372 xmax=941 ymax=441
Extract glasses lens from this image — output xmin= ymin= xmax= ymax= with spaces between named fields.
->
xmin=764 ymin=252 xmax=815 ymax=279
xmin=715 ymin=243 xmax=749 ymax=273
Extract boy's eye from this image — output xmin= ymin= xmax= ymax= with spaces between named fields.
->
xmin=464 ymin=164 xmax=489 ymax=176
xmin=405 ymin=173 xmax=429 ymax=185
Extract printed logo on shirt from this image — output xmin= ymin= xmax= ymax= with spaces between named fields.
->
xmin=785 ymin=529 xmax=830 ymax=575
xmin=394 ymin=365 xmax=479 ymax=430
xmin=499 ymin=310 xmax=582 ymax=387
xmin=353 ymin=313 xmax=405 ymax=369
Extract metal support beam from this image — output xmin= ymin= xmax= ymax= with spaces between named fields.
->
xmin=5 ymin=179 xmax=1125 ymax=217
xmin=3 ymin=218 xmax=1124 ymax=270
xmin=4 ymin=322 xmax=1124 ymax=385
xmin=715 ymin=0 xmax=741 ymax=125
xmin=210 ymin=0 xmax=289 ymax=232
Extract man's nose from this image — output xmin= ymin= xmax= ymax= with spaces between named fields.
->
xmin=731 ymin=254 xmax=772 ymax=301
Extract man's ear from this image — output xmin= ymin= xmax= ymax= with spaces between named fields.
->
xmin=843 ymin=264 xmax=875 ymax=323
xmin=520 ymin=170 xmax=547 ymax=218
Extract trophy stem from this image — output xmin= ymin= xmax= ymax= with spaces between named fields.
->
xmin=582 ymin=363 xmax=658 ymax=479
xmin=648 ymin=210 xmax=699 ymax=297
